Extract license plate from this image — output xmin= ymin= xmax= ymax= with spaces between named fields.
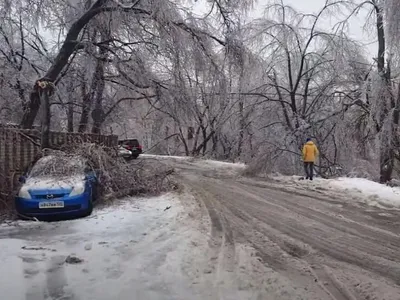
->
xmin=39 ymin=201 xmax=64 ymax=209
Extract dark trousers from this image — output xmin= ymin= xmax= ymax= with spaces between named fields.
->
xmin=304 ymin=162 xmax=314 ymax=179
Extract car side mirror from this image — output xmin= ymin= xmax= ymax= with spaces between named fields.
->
xmin=19 ymin=176 xmax=26 ymax=184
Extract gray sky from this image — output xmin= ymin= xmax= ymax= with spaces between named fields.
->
xmin=191 ymin=0 xmax=377 ymax=59
xmin=272 ymin=0 xmax=376 ymax=58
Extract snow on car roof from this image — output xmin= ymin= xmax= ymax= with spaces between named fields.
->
xmin=30 ymin=154 xmax=87 ymax=178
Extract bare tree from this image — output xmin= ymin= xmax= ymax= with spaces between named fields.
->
xmin=237 ymin=1 xmax=370 ymax=174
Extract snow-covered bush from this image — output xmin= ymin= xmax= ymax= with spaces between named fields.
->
xmin=38 ymin=143 xmax=177 ymax=201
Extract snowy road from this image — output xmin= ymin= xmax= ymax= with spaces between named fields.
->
xmin=165 ymin=157 xmax=400 ymax=299
xmin=184 ymin=174 xmax=400 ymax=299
xmin=1 ymin=156 xmax=400 ymax=299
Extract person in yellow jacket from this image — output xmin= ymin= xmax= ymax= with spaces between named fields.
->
xmin=302 ymin=138 xmax=319 ymax=180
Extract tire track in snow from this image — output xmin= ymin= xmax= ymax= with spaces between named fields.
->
xmin=184 ymin=172 xmax=400 ymax=299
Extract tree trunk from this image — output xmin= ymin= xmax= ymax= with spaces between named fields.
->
xmin=165 ymin=126 xmax=170 ymax=155
xmin=212 ymin=132 xmax=218 ymax=155
xmin=67 ymin=80 xmax=74 ymax=132
xmin=90 ymin=35 xmax=108 ymax=134
xmin=67 ymin=100 xmax=74 ymax=133
xmin=382 ymin=85 xmax=400 ymax=183
xmin=192 ymin=126 xmax=201 ymax=155
xmin=237 ymin=100 xmax=245 ymax=158
xmin=374 ymin=3 xmax=394 ymax=183
xmin=210 ymin=120 xmax=218 ymax=156
xmin=78 ymin=70 xmax=99 ymax=133
xmin=21 ymin=91 xmax=41 ymax=128
xmin=201 ymin=126 xmax=208 ymax=156
xmin=20 ymin=0 xmax=110 ymax=128
xmin=78 ymin=90 xmax=92 ymax=132
xmin=179 ymin=127 xmax=190 ymax=156
xmin=40 ymin=89 xmax=51 ymax=149
xmin=192 ymin=130 xmax=215 ymax=155
xmin=380 ymin=147 xmax=394 ymax=183
xmin=91 ymin=73 xmax=106 ymax=134
xmin=15 ymin=79 xmax=26 ymax=110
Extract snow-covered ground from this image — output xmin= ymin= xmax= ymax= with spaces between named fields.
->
xmin=141 ymin=153 xmax=192 ymax=160
xmin=195 ymin=159 xmax=245 ymax=169
xmin=0 ymin=194 xmax=213 ymax=300
xmin=2 ymin=156 xmax=400 ymax=299
xmin=327 ymin=177 xmax=400 ymax=207
xmin=273 ymin=175 xmax=400 ymax=209
xmin=0 ymin=186 xmax=262 ymax=300
xmin=141 ymin=154 xmax=246 ymax=169
xmin=141 ymin=154 xmax=245 ymax=178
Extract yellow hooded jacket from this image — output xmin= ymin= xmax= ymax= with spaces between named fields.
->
xmin=302 ymin=141 xmax=319 ymax=162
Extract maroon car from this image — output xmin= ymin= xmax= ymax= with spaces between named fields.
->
xmin=118 ymin=139 xmax=143 ymax=159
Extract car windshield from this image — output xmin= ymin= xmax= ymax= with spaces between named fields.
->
xmin=29 ymin=155 xmax=86 ymax=178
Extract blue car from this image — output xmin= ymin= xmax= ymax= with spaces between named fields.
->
xmin=15 ymin=155 xmax=98 ymax=220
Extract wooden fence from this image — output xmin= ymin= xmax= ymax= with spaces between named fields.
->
xmin=0 ymin=127 xmax=118 ymax=204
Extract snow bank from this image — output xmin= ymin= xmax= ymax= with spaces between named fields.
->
xmin=274 ymin=175 xmax=400 ymax=208
xmin=141 ymin=154 xmax=246 ymax=170
xmin=141 ymin=154 xmax=191 ymax=160
xmin=197 ymin=159 xmax=246 ymax=169
xmin=327 ymin=177 xmax=400 ymax=207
